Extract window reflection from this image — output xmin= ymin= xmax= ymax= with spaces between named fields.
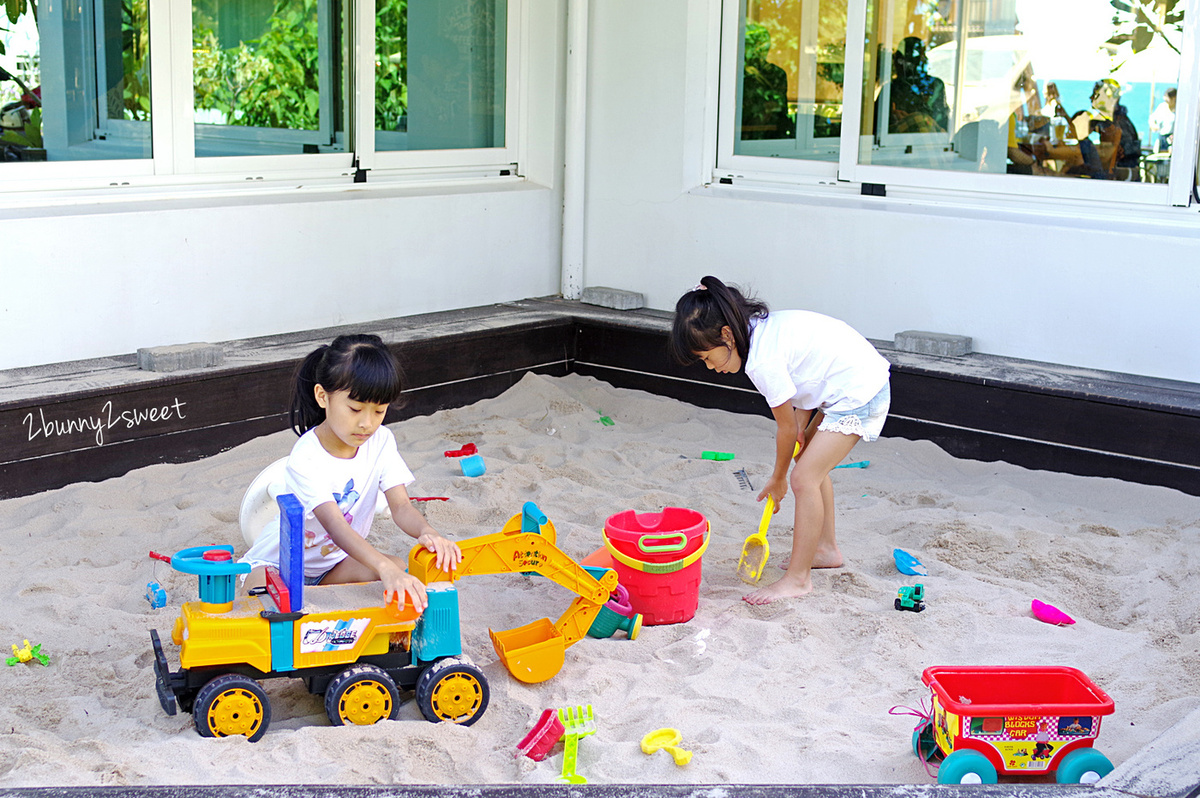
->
xmin=375 ymin=0 xmax=507 ymax=153
xmin=0 ymin=0 xmax=151 ymax=162
xmin=861 ymin=0 xmax=1184 ymax=185
xmin=735 ymin=0 xmax=846 ymax=162
xmin=192 ymin=0 xmax=347 ymax=157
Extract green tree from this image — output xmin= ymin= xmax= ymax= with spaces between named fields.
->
xmin=1108 ymin=0 xmax=1183 ymax=59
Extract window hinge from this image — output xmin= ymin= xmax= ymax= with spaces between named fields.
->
xmin=353 ymin=159 xmax=367 ymax=183
xmin=861 ymin=182 xmax=886 ymax=197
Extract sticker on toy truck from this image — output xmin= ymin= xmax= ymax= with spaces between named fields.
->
xmin=300 ymin=618 xmax=370 ymax=652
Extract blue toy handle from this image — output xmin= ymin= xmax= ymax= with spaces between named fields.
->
xmin=171 ymin=545 xmax=251 ymax=576
xmin=521 ymin=502 xmax=548 ymax=534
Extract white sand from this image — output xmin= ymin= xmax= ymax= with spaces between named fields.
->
xmin=1 ymin=372 xmax=1198 ymax=787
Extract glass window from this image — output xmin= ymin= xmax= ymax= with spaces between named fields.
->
xmin=0 ymin=0 xmax=151 ymax=162
xmin=859 ymin=0 xmax=1184 ymax=184
xmin=734 ymin=0 xmax=846 ymax=162
xmin=192 ymin=0 xmax=348 ymax=157
xmin=375 ymin=0 xmax=507 ymax=152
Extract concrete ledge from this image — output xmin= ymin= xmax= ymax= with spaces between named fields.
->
xmin=0 ymin=784 xmax=1125 ymax=798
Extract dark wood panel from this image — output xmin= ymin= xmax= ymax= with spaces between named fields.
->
xmin=891 ymin=372 xmax=1200 ymax=467
xmin=884 ymin=417 xmax=1200 ymax=497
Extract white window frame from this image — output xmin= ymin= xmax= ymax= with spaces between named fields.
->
xmin=716 ymin=0 xmax=1200 ymax=210
xmin=0 ymin=0 xmax=521 ymax=195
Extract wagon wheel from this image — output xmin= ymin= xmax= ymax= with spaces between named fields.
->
xmin=937 ymin=750 xmax=998 ymax=784
xmin=415 ymin=656 xmax=490 ymax=725
xmin=1055 ymin=748 xmax=1113 ymax=784
xmin=324 ymin=664 xmax=400 ymax=726
xmin=194 ymin=673 xmax=271 ymax=742
xmin=911 ymin=720 xmax=942 ymax=763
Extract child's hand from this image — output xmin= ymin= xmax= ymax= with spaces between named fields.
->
xmin=379 ymin=560 xmax=429 ymax=612
xmin=418 ymin=533 xmax=462 ymax=573
xmin=757 ymin=477 xmax=787 ymax=508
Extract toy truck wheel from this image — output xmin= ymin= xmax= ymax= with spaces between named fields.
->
xmin=937 ymin=750 xmax=998 ymax=784
xmin=324 ymin=664 xmax=400 ymax=727
xmin=194 ymin=673 xmax=271 ymax=742
xmin=415 ymin=656 xmax=490 ymax=726
xmin=1055 ymin=748 xmax=1114 ymax=784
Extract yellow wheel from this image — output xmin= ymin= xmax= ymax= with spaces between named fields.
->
xmin=194 ymin=673 xmax=271 ymax=742
xmin=415 ymin=657 xmax=490 ymax=725
xmin=324 ymin=664 xmax=400 ymax=726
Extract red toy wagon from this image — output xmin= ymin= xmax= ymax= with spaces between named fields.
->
xmin=913 ymin=666 xmax=1116 ymax=784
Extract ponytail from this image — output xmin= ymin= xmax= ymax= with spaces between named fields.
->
xmin=669 ymin=276 xmax=769 ymax=365
xmin=288 ymin=334 xmax=405 ymax=436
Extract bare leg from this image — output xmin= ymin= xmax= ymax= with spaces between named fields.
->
xmin=781 ymin=410 xmax=843 ymax=569
xmin=744 ymin=429 xmax=858 ymax=605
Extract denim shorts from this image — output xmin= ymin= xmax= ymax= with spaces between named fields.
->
xmin=816 ymin=381 xmax=891 ymax=442
xmin=304 ymin=569 xmax=332 ymax=586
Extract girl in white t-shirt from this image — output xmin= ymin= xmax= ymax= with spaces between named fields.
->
xmin=670 ymin=276 xmax=890 ymax=605
xmin=240 ymin=334 xmax=461 ymax=611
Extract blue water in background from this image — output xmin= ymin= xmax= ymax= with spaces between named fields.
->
xmin=1044 ymin=79 xmax=1172 ymax=146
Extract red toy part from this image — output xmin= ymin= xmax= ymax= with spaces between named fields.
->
xmin=149 ymin=551 xmax=172 ymax=563
xmin=265 ymin=566 xmax=291 ymax=612
xmin=444 ymin=443 xmax=478 ymax=458
xmin=410 ymin=496 xmax=450 ymax=502
xmin=515 ymin=708 xmax=565 ymax=760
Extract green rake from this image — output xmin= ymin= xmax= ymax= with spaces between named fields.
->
xmin=557 ymin=705 xmax=596 ymax=784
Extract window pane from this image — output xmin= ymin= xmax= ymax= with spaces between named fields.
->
xmin=860 ymin=0 xmax=1184 ymax=184
xmin=193 ymin=0 xmax=348 ymax=157
xmin=375 ymin=0 xmax=506 ymax=152
xmin=0 ymin=0 xmax=151 ymax=162
xmin=735 ymin=0 xmax=846 ymax=162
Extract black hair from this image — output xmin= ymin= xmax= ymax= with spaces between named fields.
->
xmin=289 ymin=334 xmax=405 ymax=436
xmin=669 ymin=276 xmax=769 ymax=366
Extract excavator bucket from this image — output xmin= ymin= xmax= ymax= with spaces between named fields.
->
xmin=490 ymin=618 xmax=565 ymax=684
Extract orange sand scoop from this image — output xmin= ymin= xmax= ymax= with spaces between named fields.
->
xmin=737 ymin=495 xmax=774 ymax=585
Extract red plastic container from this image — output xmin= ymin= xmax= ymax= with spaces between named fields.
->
xmin=515 ymin=708 xmax=564 ymax=761
xmin=603 ymin=507 xmax=708 ymax=625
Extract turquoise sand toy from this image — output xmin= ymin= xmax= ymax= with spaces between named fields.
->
xmin=894 ymin=548 xmax=928 ymax=576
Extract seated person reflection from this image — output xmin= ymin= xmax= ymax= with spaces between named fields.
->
xmin=888 ymin=37 xmax=949 ymax=134
xmin=1068 ymin=79 xmax=1142 ymax=180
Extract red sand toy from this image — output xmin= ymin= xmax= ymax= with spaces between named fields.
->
xmin=913 ymin=665 xmax=1115 ymax=784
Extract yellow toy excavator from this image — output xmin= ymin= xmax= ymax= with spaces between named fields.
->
xmin=409 ymin=501 xmax=617 ymax=684
xmin=151 ymin=499 xmax=615 ymax=741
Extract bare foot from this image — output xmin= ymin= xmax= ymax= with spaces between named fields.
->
xmin=742 ymin=575 xmax=813 ymax=605
xmin=780 ymin=549 xmax=844 ymax=570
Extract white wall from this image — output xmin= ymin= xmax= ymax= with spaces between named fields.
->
xmin=0 ymin=0 xmax=568 ymax=373
xmin=0 ymin=184 xmax=562 ymax=371
xmin=579 ymin=0 xmax=1200 ymax=384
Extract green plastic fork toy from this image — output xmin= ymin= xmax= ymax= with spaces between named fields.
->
xmin=557 ymin=705 xmax=596 ymax=784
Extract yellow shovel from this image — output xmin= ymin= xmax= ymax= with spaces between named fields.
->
xmin=737 ymin=494 xmax=774 ymax=584
xmin=736 ymin=442 xmax=798 ymax=585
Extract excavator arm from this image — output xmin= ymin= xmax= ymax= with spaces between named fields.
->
xmin=408 ymin=502 xmax=618 ymax=683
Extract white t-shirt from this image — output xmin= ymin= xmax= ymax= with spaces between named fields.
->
xmin=745 ymin=310 xmax=890 ymax=412
xmin=240 ymin=426 xmax=414 ymax=577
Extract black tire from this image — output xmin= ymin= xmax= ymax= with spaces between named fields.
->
xmin=324 ymin=664 xmax=400 ymax=726
xmin=194 ymin=673 xmax=271 ymax=742
xmin=414 ymin=656 xmax=489 ymax=725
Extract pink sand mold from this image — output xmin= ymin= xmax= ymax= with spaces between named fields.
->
xmin=1031 ymin=599 xmax=1075 ymax=626
xmin=516 ymin=708 xmax=565 ymax=761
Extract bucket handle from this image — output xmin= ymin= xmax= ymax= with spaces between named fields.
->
xmin=637 ymin=532 xmax=687 ymax=554
xmin=602 ymin=525 xmax=710 ymax=574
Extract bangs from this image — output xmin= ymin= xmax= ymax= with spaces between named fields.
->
xmin=669 ymin=309 xmax=725 ymax=365
xmin=329 ymin=346 xmax=404 ymax=405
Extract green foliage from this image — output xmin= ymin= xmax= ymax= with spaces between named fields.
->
xmin=1108 ymin=0 xmax=1183 ymax=57
xmin=1 ymin=105 xmax=41 ymax=147
xmin=375 ymin=0 xmax=407 ymax=131
xmin=193 ymin=0 xmax=323 ymax=130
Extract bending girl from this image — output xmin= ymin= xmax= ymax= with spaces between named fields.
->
xmin=670 ymin=276 xmax=890 ymax=604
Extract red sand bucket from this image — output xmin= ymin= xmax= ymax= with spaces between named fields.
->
xmin=603 ymin=507 xmax=709 ymax=625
